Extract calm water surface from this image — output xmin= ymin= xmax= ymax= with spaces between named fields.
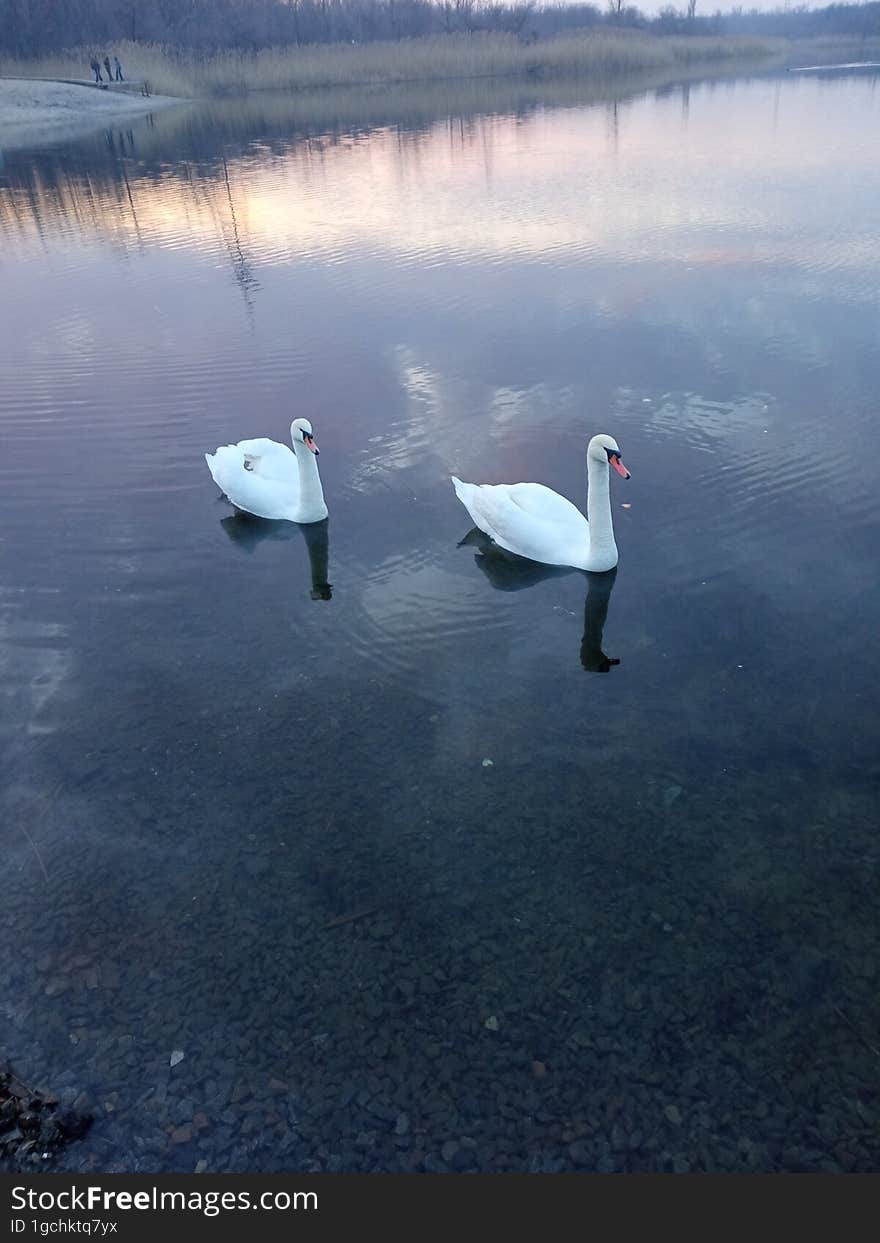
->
xmin=1 ymin=70 xmax=879 ymax=1172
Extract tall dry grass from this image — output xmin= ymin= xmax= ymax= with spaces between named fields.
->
xmin=0 ymin=32 xmax=790 ymax=99
xmin=4 ymin=30 xmax=877 ymax=100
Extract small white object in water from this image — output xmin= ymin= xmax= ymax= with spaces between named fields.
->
xmin=482 ymin=758 xmax=494 ymax=768
xmin=169 ymin=1050 xmax=185 ymax=1067
xmin=484 ymin=1015 xmax=500 ymax=1031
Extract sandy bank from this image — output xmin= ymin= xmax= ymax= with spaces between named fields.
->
xmin=0 ymin=79 xmax=184 ymax=152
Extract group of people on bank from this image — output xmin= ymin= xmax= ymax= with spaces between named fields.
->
xmin=89 ymin=54 xmax=123 ymax=84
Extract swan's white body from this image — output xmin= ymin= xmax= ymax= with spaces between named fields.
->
xmin=205 ymin=418 xmax=328 ymax=523
xmin=452 ymin=433 xmax=630 ymax=572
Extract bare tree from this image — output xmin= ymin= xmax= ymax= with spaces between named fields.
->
xmin=455 ymin=0 xmax=476 ymax=32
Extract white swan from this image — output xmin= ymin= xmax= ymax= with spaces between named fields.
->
xmin=205 ymin=418 xmax=328 ymax=523
xmin=452 ymin=433 xmax=630 ymax=571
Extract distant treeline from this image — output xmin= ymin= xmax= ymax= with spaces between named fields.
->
xmin=2 ymin=0 xmax=879 ymax=55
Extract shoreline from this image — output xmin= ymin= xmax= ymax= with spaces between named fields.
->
xmin=0 ymin=78 xmax=184 ymax=152
xmin=1 ymin=36 xmax=877 ymax=153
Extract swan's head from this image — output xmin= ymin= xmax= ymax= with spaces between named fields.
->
xmin=291 ymin=418 xmax=319 ymax=455
xmin=588 ymin=433 xmax=630 ymax=479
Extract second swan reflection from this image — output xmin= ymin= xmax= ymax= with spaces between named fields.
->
xmin=221 ymin=514 xmax=333 ymax=601
xmin=457 ymin=528 xmax=620 ymax=673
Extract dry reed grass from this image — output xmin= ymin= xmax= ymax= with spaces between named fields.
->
xmin=2 ymin=31 xmax=877 ymax=100
xmin=0 ymin=32 xmax=785 ymax=99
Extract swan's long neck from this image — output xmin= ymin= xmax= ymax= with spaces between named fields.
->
xmin=586 ymin=454 xmax=616 ymax=559
xmin=294 ymin=441 xmax=326 ymax=516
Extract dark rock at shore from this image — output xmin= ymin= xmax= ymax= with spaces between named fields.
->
xmin=0 ymin=1063 xmax=92 ymax=1170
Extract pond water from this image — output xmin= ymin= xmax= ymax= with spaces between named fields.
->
xmin=1 ymin=67 xmax=878 ymax=1173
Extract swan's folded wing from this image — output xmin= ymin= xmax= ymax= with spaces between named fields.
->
xmin=234 ymin=438 xmax=298 ymax=483
xmin=235 ymin=437 xmax=283 ymax=458
xmin=206 ymin=448 xmax=297 ymax=519
xmin=505 ymin=483 xmax=586 ymax=527
xmin=455 ymin=481 xmax=587 ymax=565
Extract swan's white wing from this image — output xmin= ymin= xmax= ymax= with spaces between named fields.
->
xmin=452 ymin=478 xmax=588 ymax=566
xmin=233 ymin=438 xmax=298 ymax=484
xmin=235 ymin=438 xmax=282 ymax=456
xmin=206 ymin=444 xmax=299 ymax=520
xmin=503 ymin=483 xmax=586 ymax=527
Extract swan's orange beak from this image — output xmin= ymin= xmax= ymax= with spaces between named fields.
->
xmin=303 ymin=434 xmax=319 ymax=455
xmin=610 ymin=454 xmax=630 ymax=479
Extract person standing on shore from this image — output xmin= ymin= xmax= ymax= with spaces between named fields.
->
xmin=90 ymin=57 xmax=103 ymax=83
xmin=103 ymin=55 xmax=112 ymax=83
xmin=113 ymin=55 xmax=124 ymax=82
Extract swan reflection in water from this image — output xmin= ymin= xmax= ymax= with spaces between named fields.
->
xmin=457 ymin=528 xmax=619 ymax=672
xmin=220 ymin=514 xmax=332 ymax=600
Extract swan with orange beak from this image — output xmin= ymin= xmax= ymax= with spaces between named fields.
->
xmin=452 ymin=433 xmax=630 ymax=572
xmin=205 ymin=417 xmax=328 ymax=523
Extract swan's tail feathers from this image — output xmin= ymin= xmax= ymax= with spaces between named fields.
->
xmin=206 ymin=444 xmax=243 ymax=490
xmin=205 ymin=451 xmax=224 ymax=489
xmin=206 ymin=449 xmax=237 ymax=500
xmin=452 ymin=476 xmax=488 ymax=539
